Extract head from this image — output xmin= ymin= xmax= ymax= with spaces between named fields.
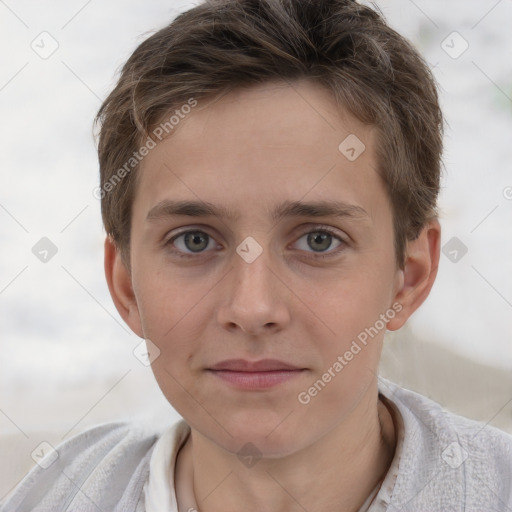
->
xmin=98 ymin=0 xmax=442 ymax=456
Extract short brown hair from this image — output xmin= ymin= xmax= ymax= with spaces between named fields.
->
xmin=95 ymin=0 xmax=443 ymax=269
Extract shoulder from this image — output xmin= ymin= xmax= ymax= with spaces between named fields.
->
xmin=0 ymin=420 xmax=179 ymax=512
xmin=379 ymin=377 xmax=512 ymax=510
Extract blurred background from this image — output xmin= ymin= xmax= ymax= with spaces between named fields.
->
xmin=1 ymin=0 xmax=511 ymax=500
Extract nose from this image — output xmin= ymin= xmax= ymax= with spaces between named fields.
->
xmin=217 ymin=246 xmax=291 ymax=336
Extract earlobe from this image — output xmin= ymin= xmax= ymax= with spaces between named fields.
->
xmin=104 ymin=237 xmax=144 ymax=338
xmin=387 ymin=219 xmax=441 ymax=331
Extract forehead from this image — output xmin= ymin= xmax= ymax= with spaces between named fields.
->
xmin=134 ymin=79 xmax=387 ymax=224
xmin=153 ymin=79 xmax=371 ymax=158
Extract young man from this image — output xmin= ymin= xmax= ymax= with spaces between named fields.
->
xmin=2 ymin=0 xmax=511 ymax=511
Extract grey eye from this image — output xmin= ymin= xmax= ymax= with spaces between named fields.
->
xmin=173 ymin=231 xmax=212 ymax=253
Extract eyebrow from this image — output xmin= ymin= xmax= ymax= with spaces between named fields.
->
xmin=146 ymin=199 xmax=369 ymax=223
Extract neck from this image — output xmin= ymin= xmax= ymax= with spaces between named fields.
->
xmin=176 ymin=386 xmax=396 ymax=512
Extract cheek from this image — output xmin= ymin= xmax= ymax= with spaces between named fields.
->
xmin=132 ymin=271 xmax=209 ymax=398
xmin=303 ymin=268 xmax=393 ymax=339
xmin=298 ymin=261 xmax=395 ymax=382
xmin=293 ymin=283 xmax=388 ymax=427
xmin=134 ymin=261 xmax=201 ymax=336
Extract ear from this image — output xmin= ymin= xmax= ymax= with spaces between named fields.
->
xmin=104 ymin=236 xmax=144 ymax=338
xmin=387 ymin=219 xmax=441 ymax=331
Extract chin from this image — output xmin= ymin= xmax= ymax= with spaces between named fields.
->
xmin=214 ymin=415 xmax=308 ymax=458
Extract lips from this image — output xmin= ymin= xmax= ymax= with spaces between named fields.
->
xmin=208 ymin=358 xmax=304 ymax=372
xmin=207 ymin=359 xmax=306 ymax=390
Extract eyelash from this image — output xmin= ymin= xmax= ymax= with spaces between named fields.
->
xmin=164 ymin=225 xmax=348 ymax=260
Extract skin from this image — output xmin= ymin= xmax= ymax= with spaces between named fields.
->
xmin=105 ymin=79 xmax=440 ymax=512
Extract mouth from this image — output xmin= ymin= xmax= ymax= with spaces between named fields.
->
xmin=206 ymin=359 xmax=307 ymax=390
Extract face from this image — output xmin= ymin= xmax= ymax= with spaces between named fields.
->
xmin=115 ymin=79 xmax=411 ymax=456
